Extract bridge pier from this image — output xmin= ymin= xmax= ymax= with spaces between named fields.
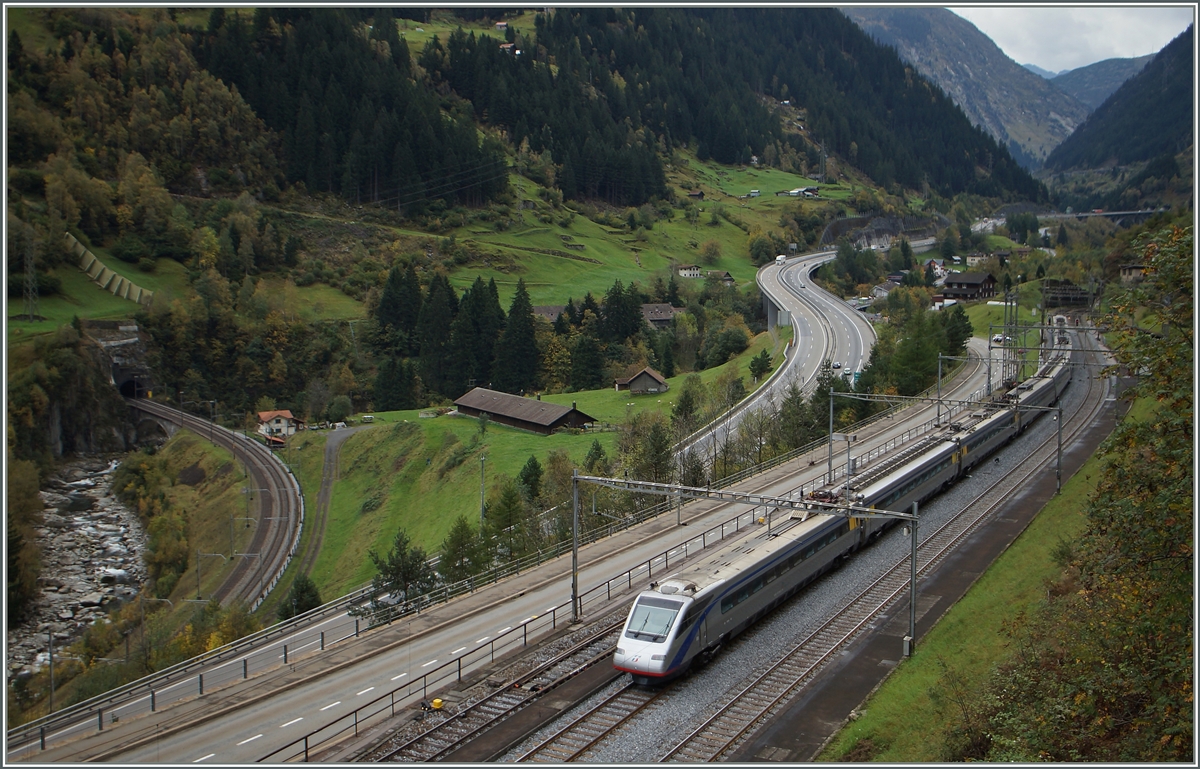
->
xmin=764 ymin=293 xmax=791 ymax=330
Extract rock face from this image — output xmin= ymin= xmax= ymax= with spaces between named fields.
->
xmin=6 ymin=457 xmax=149 ymax=678
xmin=842 ymin=7 xmax=1091 ymax=169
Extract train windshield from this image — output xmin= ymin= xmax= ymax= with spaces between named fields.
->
xmin=625 ymin=596 xmax=683 ymax=642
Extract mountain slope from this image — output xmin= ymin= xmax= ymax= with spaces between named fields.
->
xmin=1051 ymin=55 xmax=1154 ymax=110
xmin=842 ymin=7 xmax=1090 ymax=169
xmin=1045 ymin=25 xmax=1194 ymax=171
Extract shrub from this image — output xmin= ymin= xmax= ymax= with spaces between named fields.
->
xmin=112 ymin=234 xmax=149 ymax=264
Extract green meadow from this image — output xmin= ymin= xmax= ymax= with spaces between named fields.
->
xmin=279 ymin=324 xmax=792 ymax=599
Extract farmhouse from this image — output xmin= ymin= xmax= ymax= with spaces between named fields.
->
xmin=677 ymin=264 xmax=702 ymax=279
xmin=615 ymin=367 xmax=669 ymax=395
xmin=1120 ymin=264 xmax=1146 ymax=284
xmin=453 ymin=388 xmax=596 ymax=435
xmin=532 ymin=305 xmax=566 ymax=324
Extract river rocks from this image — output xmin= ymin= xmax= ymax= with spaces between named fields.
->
xmin=5 ymin=457 xmax=149 ymax=679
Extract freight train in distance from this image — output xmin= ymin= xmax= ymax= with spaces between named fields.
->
xmin=615 ymin=331 xmax=1074 ymax=684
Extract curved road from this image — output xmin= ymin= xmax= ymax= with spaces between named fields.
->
xmin=680 ymin=249 xmax=876 ymax=465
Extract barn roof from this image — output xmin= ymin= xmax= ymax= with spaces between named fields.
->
xmin=615 ymin=367 xmax=668 ymax=387
xmin=453 ymin=388 xmax=594 ymax=427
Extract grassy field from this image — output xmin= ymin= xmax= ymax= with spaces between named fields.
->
xmin=285 ymin=411 xmax=620 ymax=597
xmin=541 ymin=326 xmax=792 ymax=422
xmin=815 ymin=398 xmax=1144 ymax=762
xmin=271 ymin=324 xmax=791 ymax=599
xmin=7 ymin=265 xmax=145 ymax=344
xmin=442 ymin=151 xmax=846 ymax=308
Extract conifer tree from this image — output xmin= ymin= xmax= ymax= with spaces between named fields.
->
xmin=570 ymin=334 xmax=605 ymax=391
xmin=416 ymin=273 xmax=457 ymax=396
xmin=491 ymin=279 xmax=539 ymax=394
xmin=437 ymin=515 xmax=484 ymax=583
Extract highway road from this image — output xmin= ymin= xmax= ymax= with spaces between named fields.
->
xmin=679 ymin=249 xmax=877 ymax=467
xmin=14 ymin=243 xmax=999 ymax=764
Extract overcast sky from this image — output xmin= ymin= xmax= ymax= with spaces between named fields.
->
xmin=947 ymin=6 xmax=1195 ymax=73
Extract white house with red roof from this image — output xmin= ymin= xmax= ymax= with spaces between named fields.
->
xmin=257 ymin=409 xmax=303 ymax=442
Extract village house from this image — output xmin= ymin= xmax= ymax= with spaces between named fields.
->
xmin=941 ymin=272 xmax=997 ymax=301
xmin=257 ymin=410 xmax=303 ymax=443
xmin=640 ymin=303 xmax=684 ymax=329
xmin=677 ymin=264 xmax=702 ymax=279
xmin=872 ymin=280 xmax=901 ymax=300
xmin=1119 ymin=264 xmax=1146 ymax=284
xmin=706 ymin=270 xmax=735 ymax=285
xmin=453 ymin=388 xmax=596 ymax=435
xmin=615 ymin=367 xmax=669 ymax=395
xmin=922 ymin=258 xmax=949 ymax=278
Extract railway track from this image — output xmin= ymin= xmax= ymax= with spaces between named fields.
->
xmin=127 ymin=398 xmax=301 ymax=610
xmin=361 ymin=619 xmax=626 ymax=762
xmin=658 ymin=330 xmax=1110 ymax=762
xmin=499 ymin=331 xmax=1109 ymax=764
xmin=514 ymin=684 xmax=657 ymax=762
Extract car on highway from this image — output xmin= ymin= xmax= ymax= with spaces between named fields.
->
xmin=832 ymin=361 xmax=841 ymax=369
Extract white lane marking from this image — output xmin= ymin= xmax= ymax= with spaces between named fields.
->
xmin=475 ymin=636 xmax=489 ymax=644
xmin=523 ymin=616 xmax=536 ymax=623
xmin=357 ymin=687 xmax=375 ymax=696
xmin=421 ymin=659 xmax=438 ymax=668
xmin=391 ymin=672 xmax=407 ymax=681
xmin=320 ymin=701 xmax=341 ymax=711
xmin=499 ymin=627 xmax=512 ymax=633
xmin=194 ymin=754 xmax=215 ymax=762
xmin=237 ymin=734 xmax=263 ymax=745
xmin=281 ymin=718 xmax=303 ymax=728
xmin=452 ymin=647 xmax=467 ymax=655
xmin=545 ymin=606 xmax=557 ymax=613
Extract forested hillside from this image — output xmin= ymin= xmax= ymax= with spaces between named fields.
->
xmin=6 ymin=6 xmax=1052 ymax=423
xmin=193 ymin=7 xmax=1045 ymax=205
xmin=1050 ymin=54 xmax=1153 ymax=111
xmin=1045 ymin=25 xmax=1194 ymax=172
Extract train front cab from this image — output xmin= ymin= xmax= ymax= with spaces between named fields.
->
xmin=614 ymin=593 xmax=689 ymax=683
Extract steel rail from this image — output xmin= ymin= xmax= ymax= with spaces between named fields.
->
xmin=660 ymin=333 xmax=1109 ymax=761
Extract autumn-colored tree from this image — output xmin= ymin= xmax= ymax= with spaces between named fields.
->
xmin=947 ymin=223 xmax=1193 ymax=762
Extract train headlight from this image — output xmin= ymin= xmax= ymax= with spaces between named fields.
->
xmin=651 ymin=654 xmax=665 ymax=661
xmin=616 ymin=648 xmax=625 ymax=656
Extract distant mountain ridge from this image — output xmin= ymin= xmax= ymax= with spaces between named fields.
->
xmin=842 ymin=7 xmax=1091 ymax=169
xmin=1022 ymin=63 xmax=1063 ymax=79
xmin=1050 ymin=55 xmax=1154 ymax=110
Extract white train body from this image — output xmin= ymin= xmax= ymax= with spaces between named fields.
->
xmin=615 ymin=337 xmax=1074 ymax=684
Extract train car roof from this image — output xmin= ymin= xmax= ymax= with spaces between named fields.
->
xmin=646 ymin=511 xmax=842 ymax=599
xmin=853 ymin=438 xmax=958 ymax=504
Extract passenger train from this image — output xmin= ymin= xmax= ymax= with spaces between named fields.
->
xmin=614 ymin=333 xmax=1074 ymax=684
